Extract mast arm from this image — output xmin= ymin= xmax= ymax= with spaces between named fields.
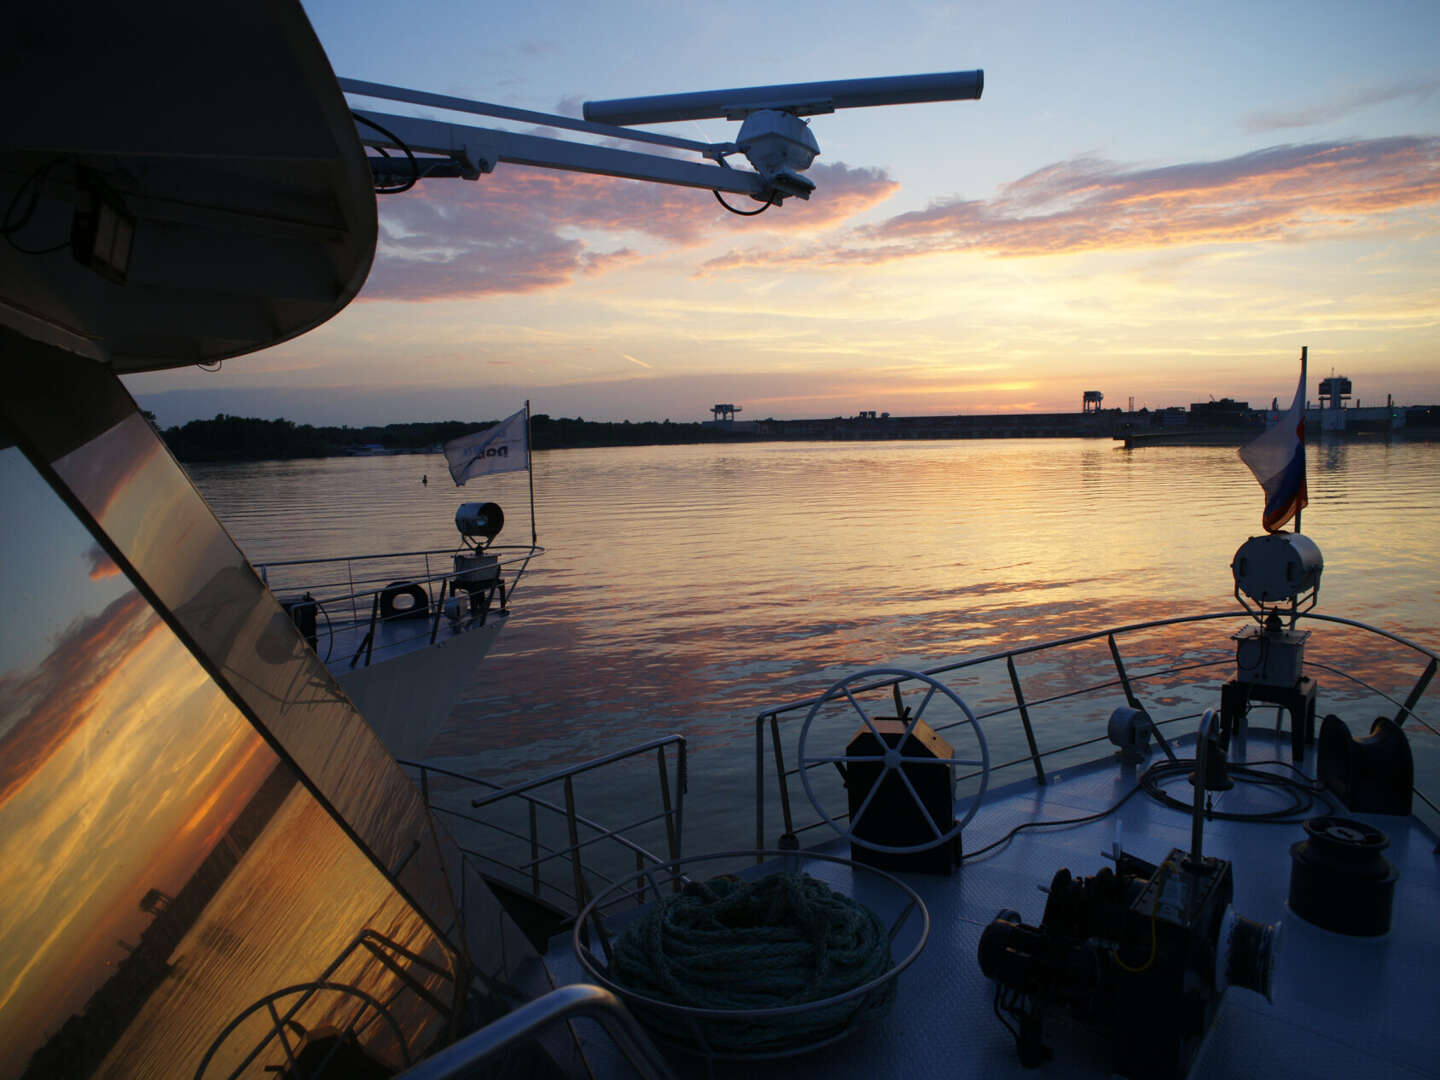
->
xmin=350 ymin=109 xmax=774 ymax=199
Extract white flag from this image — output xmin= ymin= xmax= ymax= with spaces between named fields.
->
xmin=444 ymin=407 xmax=529 ymax=485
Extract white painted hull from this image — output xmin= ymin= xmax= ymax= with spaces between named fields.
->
xmin=336 ymin=619 xmax=504 ymax=760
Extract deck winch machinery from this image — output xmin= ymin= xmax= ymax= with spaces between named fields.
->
xmin=978 ymin=710 xmax=1282 ymax=1079
xmin=978 ymin=846 xmax=1279 ymax=1079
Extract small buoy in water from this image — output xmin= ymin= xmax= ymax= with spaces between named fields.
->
xmin=422 ymin=474 xmax=428 ymax=485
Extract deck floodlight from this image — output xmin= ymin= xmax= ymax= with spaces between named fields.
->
xmin=71 ymin=170 xmax=136 ymax=284
xmin=456 ymin=501 xmax=505 ymax=544
xmin=1231 ymin=532 xmax=1323 ymax=622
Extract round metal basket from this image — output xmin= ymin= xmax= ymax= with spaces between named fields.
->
xmin=571 ymin=848 xmax=930 ymax=1064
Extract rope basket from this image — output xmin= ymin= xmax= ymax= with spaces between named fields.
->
xmin=573 ymin=850 xmax=929 ymax=1061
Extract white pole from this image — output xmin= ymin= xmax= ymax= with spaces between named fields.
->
xmin=526 ymin=400 xmax=537 ymax=547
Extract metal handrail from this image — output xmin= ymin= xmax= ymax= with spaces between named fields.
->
xmin=258 ymin=542 xmax=542 ymax=572
xmin=258 ymin=543 xmax=543 ymax=667
xmin=465 ymin=736 xmax=688 ymax=810
xmin=754 ymin=609 xmax=1439 ymax=850
xmin=402 ymin=735 xmax=687 ymax=917
xmin=263 ymin=552 xmax=539 ymax=595
xmin=393 ymin=984 xmax=675 ymax=1080
xmin=260 ymin=544 xmax=541 ymax=610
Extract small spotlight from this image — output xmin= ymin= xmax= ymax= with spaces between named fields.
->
xmin=71 ymin=172 xmax=135 ymax=284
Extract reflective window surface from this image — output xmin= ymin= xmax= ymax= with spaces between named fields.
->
xmin=0 ymin=446 xmax=455 ymax=1077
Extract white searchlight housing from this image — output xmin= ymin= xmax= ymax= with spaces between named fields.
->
xmin=1231 ymin=532 xmax=1324 ymax=620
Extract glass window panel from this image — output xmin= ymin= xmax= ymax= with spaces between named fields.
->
xmin=0 ymin=447 xmax=456 ymax=1079
xmin=35 ymin=366 xmax=464 ymax=941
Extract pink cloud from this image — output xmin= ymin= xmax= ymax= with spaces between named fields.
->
xmin=1244 ymin=79 xmax=1439 ymax=133
xmin=580 ymin=247 xmax=642 ymax=276
xmin=700 ymin=136 xmax=1440 ymax=273
xmin=86 ymin=545 xmax=121 ymax=582
xmin=359 ymin=161 xmax=897 ymax=301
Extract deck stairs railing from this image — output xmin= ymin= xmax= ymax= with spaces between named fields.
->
xmin=402 ymin=735 xmax=688 ymax=924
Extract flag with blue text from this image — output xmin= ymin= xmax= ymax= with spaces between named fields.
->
xmin=444 ymin=407 xmax=529 ymax=485
xmin=1238 ymin=351 xmax=1308 ymax=532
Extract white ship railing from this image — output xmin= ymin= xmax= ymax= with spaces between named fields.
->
xmin=256 ymin=543 xmax=542 ymax=667
xmin=753 ymin=610 xmax=1439 ymax=851
xmin=393 ymin=984 xmax=674 ymax=1080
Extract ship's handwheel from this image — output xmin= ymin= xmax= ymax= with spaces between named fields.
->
xmin=797 ymin=667 xmax=990 ymax=853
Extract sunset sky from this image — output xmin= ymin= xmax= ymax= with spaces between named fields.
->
xmin=127 ymin=0 xmax=1440 ymax=427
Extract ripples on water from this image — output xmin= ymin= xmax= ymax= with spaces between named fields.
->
xmin=192 ymin=438 xmax=1440 ymax=847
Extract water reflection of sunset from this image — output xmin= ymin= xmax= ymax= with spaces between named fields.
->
xmin=95 ymin=788 xmax=452 ymax=1079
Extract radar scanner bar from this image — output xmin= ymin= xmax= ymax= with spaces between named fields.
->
xmin=347 ymin=67 xmax=983 ymax=206
xmin=584 ymin=69 xmax=984 ymax=125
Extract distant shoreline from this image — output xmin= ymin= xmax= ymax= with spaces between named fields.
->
xmin=156 ymin=413 xmax=751 ymax=463
xmin=157 ymin=408 xmax=1440 ymax=463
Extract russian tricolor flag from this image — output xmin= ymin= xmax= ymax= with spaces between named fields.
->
xmin=1239 ymin=349 xmax=1308 ymax=533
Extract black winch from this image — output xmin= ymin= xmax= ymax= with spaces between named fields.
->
xmin=1288 ymin=815 xmax=1398 ymax=936
xmin=978 ymin=710 xmax=1280 ymax=1079
xmin=978 ymin=848 xmax=1278 ymax=1079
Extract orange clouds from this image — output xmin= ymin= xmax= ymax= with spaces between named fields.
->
xmin=86 ymin=545 xmax=121 ymax=581
xmin=700 ymin=136 xmax=1440 ymax=272
xmin=360 ymin=160 xmax=898 ymax=300
xmin=0 ymin=591 xmax=158 ymax=806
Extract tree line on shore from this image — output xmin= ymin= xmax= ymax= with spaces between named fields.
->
xmin=154 ymin=412 xmax=746 ymax=461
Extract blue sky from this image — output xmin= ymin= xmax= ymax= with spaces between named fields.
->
xmin=128 ymin=0 xmax=1440 ymax=426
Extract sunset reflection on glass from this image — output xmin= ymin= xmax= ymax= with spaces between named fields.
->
xmin=0 ymin=448 xmax=452 ymax=1078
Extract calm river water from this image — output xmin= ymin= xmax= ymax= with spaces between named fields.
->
xmin=191 ymin=437 xmax=1440 ymax=848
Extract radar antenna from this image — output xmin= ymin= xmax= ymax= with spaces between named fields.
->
xmin=342 ymin=69 xmax=983 ymax=208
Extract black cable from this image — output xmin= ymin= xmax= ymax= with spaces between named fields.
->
xmin=315 ymin=599 xmax=335 ymax=663
xmin=713 ymin=188 xmax=775 ymax=216
xmin=992 ymin=983 xmax=1019 ymax=1041
xmin=963 ymin=780 xmax=1148 ymax=862
xmin=963 ymin=753 xmax=1332 ymax=866
xmin=1139 ymin=757 xmax=1335 ymax=823
xmin=3 ymin=158 xmax=72 ymax=255
xmin=353 ymin=113 xmax=420 ymax=194
xmin=712 ymin=155 xmax=775 ymax=216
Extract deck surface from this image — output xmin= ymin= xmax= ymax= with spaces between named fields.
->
xmin=545 ymin=733 xmax=1440 ymax=1079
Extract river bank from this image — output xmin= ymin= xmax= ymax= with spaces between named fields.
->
xmin=159 ymin=405 xmax=1440 ymax=463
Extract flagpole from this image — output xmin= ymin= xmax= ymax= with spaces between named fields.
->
xmin=526 ymin=399 xmax=537 ymax=547
xmin=1294 ymin=347 xmax=1306 ymax=534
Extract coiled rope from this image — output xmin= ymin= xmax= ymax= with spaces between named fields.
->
xmin=608 ymin=872 xmax=895 ymax=1053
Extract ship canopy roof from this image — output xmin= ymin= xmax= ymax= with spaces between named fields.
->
xmin=0 ymin=0 xmax=377 ymax=372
